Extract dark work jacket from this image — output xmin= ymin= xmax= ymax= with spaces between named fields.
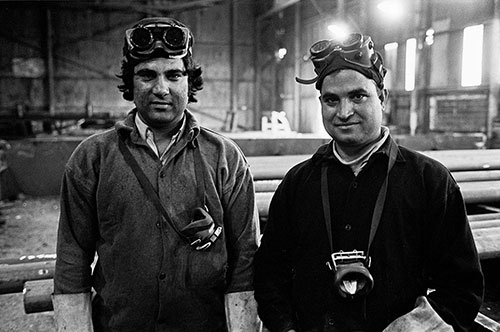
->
xmin=54 ymin=109 xmax=259 ymax=332
xmin=254 ymin=136 xmax=483 ymax=332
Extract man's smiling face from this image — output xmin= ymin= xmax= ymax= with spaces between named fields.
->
xmin=320 ymin=69 xmax=386 ymax=150
xmin=133 ymin=57 xmax=188 ymax=130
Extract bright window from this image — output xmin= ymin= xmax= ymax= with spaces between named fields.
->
xmin=461 ymin=24 xmax=484 ymax=87
xmin=384 ymin=43 xmax=398 ymax=90
xmin=405 ymin=38 xmax=416 ymax=91
xmin=384 ymin=42 xmax=398 ymax=51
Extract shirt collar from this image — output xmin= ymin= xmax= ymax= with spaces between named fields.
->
xmin=115 ymin=108 xmax=201 ymax=149
xmin=135 ymin=112 xmax=150 ymax=142
xmin=332 ymin=126 xmax=390 ymax=175
xmin=134 ymin=112 xmax=187 ymax=146
xmin=333 ymin=126 xmax=390 ymax=163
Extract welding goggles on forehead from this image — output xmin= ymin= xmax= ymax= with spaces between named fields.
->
xmin=311 ymin=33 xmax=375 ymax=69
xmin=296 ymin=33 xmax=386 ymax=89
xmin=125 ymin=20 xmax=193 ymax=60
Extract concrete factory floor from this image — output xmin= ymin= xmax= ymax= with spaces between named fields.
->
xmin=0 ymin=196 xmax=58 ymax=332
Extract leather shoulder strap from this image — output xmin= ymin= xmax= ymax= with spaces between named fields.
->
xmin=321 ymin=139 xmax=398 ymax=256
xmin=118 ymin=136 xmax=187 ymax=240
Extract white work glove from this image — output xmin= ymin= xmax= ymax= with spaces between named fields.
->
xmin=383 ymin=296 xmax=453 ymax=332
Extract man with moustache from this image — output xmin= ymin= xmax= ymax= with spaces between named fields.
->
xmin=254 ymin=33 xmax=483 ymax=332
xmin=53 ymin=17 xmax=259 ymax=332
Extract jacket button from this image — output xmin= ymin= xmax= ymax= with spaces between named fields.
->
xmin=352 ymin=182 xmax=358 ymax=189
xmin=159 ymin=171 xmax=166 ymax=178
xmin=159 ymin=272 xmax=166 ymax=280
xmin=156 ymin=222 xmax=160 ymax=228
xmin=345 ymin=224 xmax=352 ymax=231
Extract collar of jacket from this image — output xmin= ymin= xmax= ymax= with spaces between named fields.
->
xmin=114 ymin=108 xmax=201 ymax=149
xmin=311 ymin=134 xmax=405 ymax=166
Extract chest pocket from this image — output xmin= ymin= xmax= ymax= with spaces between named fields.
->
xmin=184 ymin=233 xmax=228 ymax=289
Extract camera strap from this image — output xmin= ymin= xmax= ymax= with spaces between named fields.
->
xmin=321 ymin=139 xmax=398 ymax=258
xmin=118 ymin=134 xmax=207 ymax=242
xmin=192 ymin=140 xmax=208 ymax=208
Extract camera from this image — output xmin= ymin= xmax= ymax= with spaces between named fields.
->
xmin=326 ymin=250 xmax=374 ymax=298
xmin=180 ymin=206 xmax=222 ymax=251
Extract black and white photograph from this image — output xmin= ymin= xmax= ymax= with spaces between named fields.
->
xmin=0 ymin=1 xmax=499 ymax=331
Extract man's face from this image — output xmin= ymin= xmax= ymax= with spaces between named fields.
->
xmin=320 ymin=69 xmax=386 ymax=149
xmin=133 ymin=57 xmax=188 ymax=129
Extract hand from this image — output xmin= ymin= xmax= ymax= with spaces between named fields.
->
xmin=225 ymin=291 xmax=260 ymax=332
xmin=383 ymin=296 xmax=452 ymax=332
xmin=52 ymin=293 xmax=94 ymax=332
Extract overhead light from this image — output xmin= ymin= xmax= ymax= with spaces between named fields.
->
xmin=277 ymin=47 xmax=287 ymax=60
xmin=327 ymin=23 xmax=349 ymax=41
xmin=377 ymin=0 xmax=405 ymax=20
xmin=425 ymin=28 xmax=435 ymax=46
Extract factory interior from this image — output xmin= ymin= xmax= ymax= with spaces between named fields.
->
xmin=0 ymin=0 xmax=500 ymax=331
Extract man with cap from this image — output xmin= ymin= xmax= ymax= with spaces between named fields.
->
xmin=254 ymin=33 xmax=483 ymax=332
xmin=53 ymin=17 xmax=260 ymax=332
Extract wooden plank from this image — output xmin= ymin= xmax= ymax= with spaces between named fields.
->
xmin=474 ymin=312 xmax=500 ymax=332
xmin=473 ymin=233 xmax=500 ymax=260
xmin=470 ymin=219 xmax=500 ymax=230
xmin=23 ymin=279 xmax=53 ymax=314
xmin=255 ymin=173 xmax=500 ymax=192
xmin=421 ymin=150 xmax=500 ymax=171
xmin=453 ymin=170 xmax=500 ymax=182
xmin=248 ymin=150 xmax=500 ymax=180
xmin=254 ymin=180 xmax=280 ymax=193
xmin=469 ymin=213 xmax=500 ymax=221
xmin=248 ymin=155 xmax=309 ymax=180
xmin=257 ymin=192 xmax=500 ymax=232
xmin=472 ymin=227 xmax=500 ymax=238
xmin=0 ymin=260 xmax=55 ymax=294
xmin=459 ymin=181 xmax=500 ymax=204
xmin=256 ymin=182 xmax=500 ymax=217
xmin=256 ymin=192 xmax=273 ymax=218
xmin=0 ymin=254 xmax=57 ymax=266
xmin=255 ymin=180 xmax=500 ymax=206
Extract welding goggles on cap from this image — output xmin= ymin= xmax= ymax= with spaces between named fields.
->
xmin=296 ymin=33 xmax=386 ymax=89
xmin=124 ymin=18 xmax=193 ymax=61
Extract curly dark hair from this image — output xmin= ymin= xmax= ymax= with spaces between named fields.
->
xmin=117 ymin=55 xmax=203 ymax=103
